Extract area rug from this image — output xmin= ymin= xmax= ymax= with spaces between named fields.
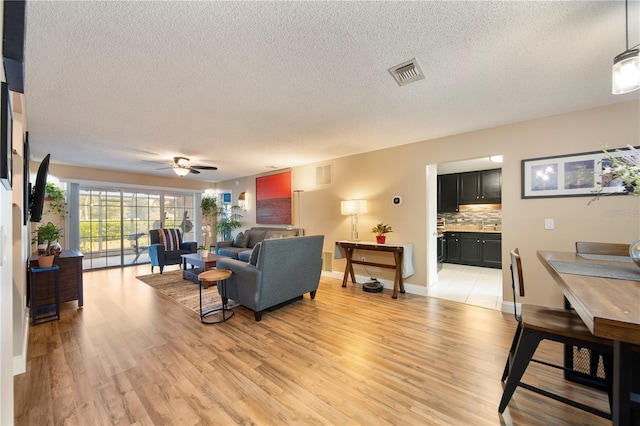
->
xmin=136 ymin=270 xmax=237 ymax=316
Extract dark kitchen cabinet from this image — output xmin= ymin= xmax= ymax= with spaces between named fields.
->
xmin=481 ymin=233 xmax=502 ymax=268
xmin=460 ymin=169 xmax=502 ymax=204
xmin=443 ymin=231 xmax=501 ymax=268
xmin=444 ymin=232 xmax=460 ymax=262
xmin=460 ymin=232 xmax=482 ymax=264
xmin=437 ymin=174 xmax=460 ymax=213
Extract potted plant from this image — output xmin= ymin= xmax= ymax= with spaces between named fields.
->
xmin=45 ymin=182 xmax=67 ymax=216
xmin=216 ymin=205 xmax=243 ymax=241
xmin=32 ymin=221 xmax=63 ymax=267
xmin=197 ymin=245 xmax=209 ymax=258
xmin=371 ymin=222 xmax=392 ymax=244
xmin=200 ymin=195 xmax=243 ymax=242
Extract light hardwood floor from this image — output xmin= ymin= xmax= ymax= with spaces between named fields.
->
xmin=14 ymin=264 xmax=610 ymax=425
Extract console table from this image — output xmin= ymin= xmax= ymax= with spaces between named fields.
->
xmin=334 ymin=241 xmax=414 ymax=299
xmin=28 ymin=250 xmax=84 ymax=308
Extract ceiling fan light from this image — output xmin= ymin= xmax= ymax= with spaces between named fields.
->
xmin=173 ymin=167 xmax=190 ymax=177
xmin=176 ymin=157 xmax=190 ymax=168
xmin=612 ymin=49 xmax=640 ymax=94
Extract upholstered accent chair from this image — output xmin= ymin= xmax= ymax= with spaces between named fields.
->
xmin=148 ymin=228 xmax=197 ymax=274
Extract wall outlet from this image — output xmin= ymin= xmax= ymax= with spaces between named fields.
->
xmin=544 ymin=218 xmax=555 ymax=230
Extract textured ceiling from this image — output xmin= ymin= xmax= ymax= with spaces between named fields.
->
xmin=23 ymin=1 xmax=640 ymax=182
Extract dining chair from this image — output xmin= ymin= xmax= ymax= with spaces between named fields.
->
xmin=499 ymin=248 xmax=613 ymax=419
xmin=575 ymin=241 xmax=630 ymax=257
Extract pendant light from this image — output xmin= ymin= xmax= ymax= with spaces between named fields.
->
xmin=612 ymin=0 xmax=640 ymax=94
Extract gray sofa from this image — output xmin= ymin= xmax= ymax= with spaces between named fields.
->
xmin=216 ymin=227 xmax=300 ymax=262
xmin=216 ymin=235 xmax=324 ymax=321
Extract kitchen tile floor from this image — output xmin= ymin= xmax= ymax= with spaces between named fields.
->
xmin=430 ymin=263 xmax=503 ymax=310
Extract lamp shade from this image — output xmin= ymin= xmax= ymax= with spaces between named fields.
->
xmin=612 ymin=49 xmax=640 ymax=94
xmin=341 ymin=199 xmax=368 ymax=215
xmin=173 ymin=167 xmax=190 ymax=177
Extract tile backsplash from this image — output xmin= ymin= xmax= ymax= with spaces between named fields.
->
xmin=439 ymin=204 xmax=502 ymax=229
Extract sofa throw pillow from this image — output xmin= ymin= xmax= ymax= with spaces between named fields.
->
xmin=249 ymin=242 xmax=261 ymax=266
xmin=157 ymin=230 xmax=165 ymax=246
xmin=233 ymin=231 xmax=249 ymax=248
xmin=161 ymin=228 xmax=181 ymax=251
xmin=246 ymin=229 xmax=267 ymax=248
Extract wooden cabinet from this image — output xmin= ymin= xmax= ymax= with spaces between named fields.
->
xmin=460 ymin=233 xmax=482 ymax=264
xmin=481 ymin=233 xmax=502 ymax=268
xmin=437 ymin=174 xmax=460 ymax=213
xmin=459 ymin=169 xmax=501 ymax=204
xmin=443 ymin=232 xmax=501 ymax=268
xmin=29 ymin=250 xmax=84 ymax=307
xmin=444 ymin=232 xmax=460 ymax=262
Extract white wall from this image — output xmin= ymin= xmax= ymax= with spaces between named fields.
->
xmin=0 ymin=5 xmax=16 ymax=421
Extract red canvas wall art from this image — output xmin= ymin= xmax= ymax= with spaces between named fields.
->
xmin=256 ymin=171 xmax=292 ymax=224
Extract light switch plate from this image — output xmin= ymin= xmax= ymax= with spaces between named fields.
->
xmin=544 ymin=218 xmax=555 ymax=230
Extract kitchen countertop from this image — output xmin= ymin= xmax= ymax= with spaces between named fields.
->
xmin=442 ymin=226 xmax=502 ymax=233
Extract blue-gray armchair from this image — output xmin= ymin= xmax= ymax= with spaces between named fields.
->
xmin=148 ymin=228 xmax=196 ymax=273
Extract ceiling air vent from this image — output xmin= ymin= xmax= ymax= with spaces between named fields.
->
xmin=388 ymin=58 xmax=425 ymax=86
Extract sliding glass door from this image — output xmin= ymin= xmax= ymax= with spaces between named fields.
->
xmin=79 ymin=187 xmax=195 ymax=270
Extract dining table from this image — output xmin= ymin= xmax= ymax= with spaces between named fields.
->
xmin=537 ymin=250 xmax=640 ymax=426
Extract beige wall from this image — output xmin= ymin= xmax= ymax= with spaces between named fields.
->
xmin=218 ymin=101 xmax=640 ymax=308
xmin=34 ymin=101 xmax=640 ymax=309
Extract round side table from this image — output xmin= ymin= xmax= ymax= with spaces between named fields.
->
xmin=197 ymin=269 xmax=234 ymax=324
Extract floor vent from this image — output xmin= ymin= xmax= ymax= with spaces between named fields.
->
xmin=322 ymin=251 xmax=333 ymax=272
xmin=389 ymin=58 xmax=425 ymax=86
xmin=316 ymin=164 xmax=332 ymax=185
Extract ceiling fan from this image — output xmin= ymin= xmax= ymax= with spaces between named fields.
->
xmin=171 ymin=156 xmax=218 ymax=177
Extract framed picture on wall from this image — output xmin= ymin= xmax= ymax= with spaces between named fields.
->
xmin=256 ymin=171 xmax=292 ymax=224
xmin=0 ymin=82 xmax=12 ymax=190
xmin=521 ymin=147 xmax=636 ymax=199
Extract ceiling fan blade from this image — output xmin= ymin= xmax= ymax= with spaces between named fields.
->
xmin=189 ymin=168 xmax=201 ymax=174
xmin=191 ymin=165 xmax=218 ymax=170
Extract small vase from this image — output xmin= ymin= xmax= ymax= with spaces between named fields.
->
xmin=630 ymin=238 xmax=640 ymax=268
xmin=199 ymin=250 xmax=208 ymax=258
xmin=376 ymin=235 xmax=386 ymax=244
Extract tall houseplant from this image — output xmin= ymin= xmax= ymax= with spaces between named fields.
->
xmin=216 ymin=205 xmax=243 ymax=241
xmin=31 ymin=221 xmax=63 ymax=267
xmin=200 ymin=195 xmax=243 ymax=242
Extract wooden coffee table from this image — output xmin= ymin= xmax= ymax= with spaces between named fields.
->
xmin=181 ymin=253 xmax=227 ymax=284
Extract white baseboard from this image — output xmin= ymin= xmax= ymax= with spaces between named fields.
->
xmin=501 ymin=300 xmax=519 ymax=316
xmin=13 ymin=307 xmax=29 ymax=376
xmin=321 ymin=271 xmax=425 ymax=296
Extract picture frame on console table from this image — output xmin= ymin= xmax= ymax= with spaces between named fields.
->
xmin=521 ymin=146 xmax=636 ymax=199
xmin=0 ymin=82 xmax=12 ymax=190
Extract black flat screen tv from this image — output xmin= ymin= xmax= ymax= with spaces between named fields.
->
xmin=29 ymin=153 xmax=50 ymax=222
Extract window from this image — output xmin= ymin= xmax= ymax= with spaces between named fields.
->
xmin=79 ymin=187 xmax=195 ymax=270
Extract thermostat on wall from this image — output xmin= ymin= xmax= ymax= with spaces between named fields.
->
xmin=392 ymin=196 xmax=402 ymax=205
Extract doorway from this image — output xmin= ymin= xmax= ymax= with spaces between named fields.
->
xmin=426 ymin=156 xmax=504 ymax=310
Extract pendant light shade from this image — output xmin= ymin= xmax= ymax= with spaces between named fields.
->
xmin=612 ymin=49 xmax=640 ymax=94
xmin=612 ymin=0 xmax=640 ymax=94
